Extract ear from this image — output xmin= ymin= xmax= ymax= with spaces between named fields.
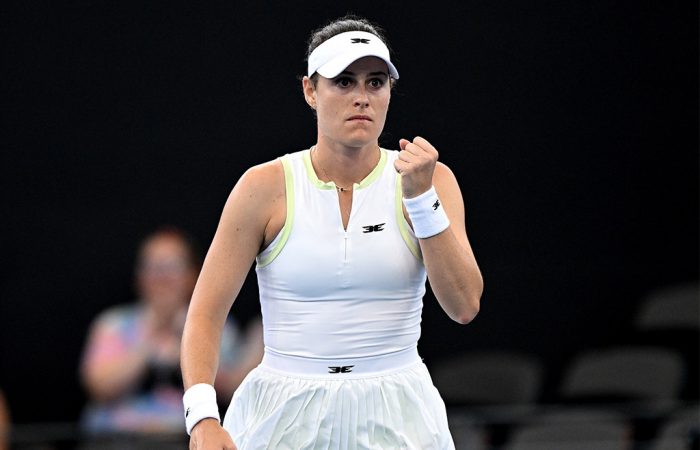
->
xmin=302 ymin=76 xmax=317 ymax=110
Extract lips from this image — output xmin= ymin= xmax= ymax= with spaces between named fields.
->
xmin=348 ymin=115 xmax=372 ymax=121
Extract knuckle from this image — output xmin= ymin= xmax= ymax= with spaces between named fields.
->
xmin=415 ymin=136 xmax=428 ymax=146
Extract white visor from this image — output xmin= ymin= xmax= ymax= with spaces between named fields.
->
xmin=307 ymin=31 xmax=399 ymax=79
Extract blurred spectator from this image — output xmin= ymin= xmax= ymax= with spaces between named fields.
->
xmin=79 ymin=226 xmax=262 ymax=435
xmin=0 ymin=389 xmax=8 ymax=450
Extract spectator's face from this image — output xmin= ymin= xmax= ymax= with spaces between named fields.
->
xmin=136 ymin=234 xmax=197 ymax=311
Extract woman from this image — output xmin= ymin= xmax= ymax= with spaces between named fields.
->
xmin=80 ymin=226 xmax=263 ymax=435
xmin=182 ymin=16 xmax=483 ymax=450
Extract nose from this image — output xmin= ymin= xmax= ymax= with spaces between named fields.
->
xmin=353 ymin=85 xmax=370 ymax=108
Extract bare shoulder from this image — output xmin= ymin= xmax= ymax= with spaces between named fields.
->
xmin=222 ymin=157 xmax=286 ymax=248
xmin=432 ymin=161 xmax=466 ymax=227
xmin=433 ymin=161 xmax=461 ymax=190
xmin=236 ymin=158 xmax=285 ymax=196
xmin=434 ymin=161 xmax=455 ymax=176
xmin=225 ymin=158 xmax=285 ymax=214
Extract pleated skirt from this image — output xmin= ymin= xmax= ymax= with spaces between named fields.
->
xmin=222 ymin=354 xmax=455 ymax=450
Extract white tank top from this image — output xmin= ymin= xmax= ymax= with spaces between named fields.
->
xmin=255 ymin=148 xmax=425 ymax=359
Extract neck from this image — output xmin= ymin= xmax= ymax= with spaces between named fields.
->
xmin=312 ymin=138 xmax=380 ymax=189
xmin=145 ymin=301 xmax=186 ymax=330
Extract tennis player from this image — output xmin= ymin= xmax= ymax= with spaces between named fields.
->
xmin=181 ymin=15 xmax=483 ymax=449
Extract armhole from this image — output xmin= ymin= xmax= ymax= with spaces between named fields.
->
xmin=256 ymin=156 xmax=295 ymax=268
xmin=395 ymin=174 xmax=422 ymax=261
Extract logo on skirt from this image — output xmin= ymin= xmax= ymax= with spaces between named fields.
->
xmin=328 ymin=365 xmax=354 ymax=373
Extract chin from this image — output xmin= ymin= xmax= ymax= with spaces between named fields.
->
xmin=344 ymin=132 xmax=381 ymax=148
xmin=322 ymin=128 xmax=380 ymax=148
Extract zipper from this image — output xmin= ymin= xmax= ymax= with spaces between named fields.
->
xmin=344 ymin=230 xmax=348 ymax=261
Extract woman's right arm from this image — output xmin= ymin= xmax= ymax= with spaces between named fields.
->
xmin=181 ymin=161 xmax=282 ymax=448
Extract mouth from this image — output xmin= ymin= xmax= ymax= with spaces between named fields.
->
xmin=347 ymin=115 xmax=372 ymax=122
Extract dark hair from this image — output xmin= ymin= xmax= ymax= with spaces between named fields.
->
xmin=138 ymin=225 xmax=204 ymax=270
xmin=306 ymin=15 xmax=391 ymax=60
xmin=305 ymin=15 xmax=395 ymax=86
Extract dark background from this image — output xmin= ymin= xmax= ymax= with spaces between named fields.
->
xmin=1 ymin=1 xmax=697 ymax=424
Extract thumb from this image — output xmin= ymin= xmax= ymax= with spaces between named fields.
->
xmin=399 ymin=138 xmax=410 ymax=150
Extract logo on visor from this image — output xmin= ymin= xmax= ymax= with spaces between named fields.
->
xmin=351 ymin=38 xmax=370 ymax=44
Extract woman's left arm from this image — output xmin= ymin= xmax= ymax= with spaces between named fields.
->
xmin=396 ymin=137 xmax=484 ymax=324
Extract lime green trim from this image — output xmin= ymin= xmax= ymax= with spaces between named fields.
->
xmin=355 ymin=148 xmax=387 ymax=190
xmin=395 ymin=174 xmax=422 ymax=261
xmin=303 ymin=149 xmax=336 ymax=190
xmin=257 ymin=156 xmax=295 ymax=268
xmin=302 ymin=147 xmax=387 ymax=191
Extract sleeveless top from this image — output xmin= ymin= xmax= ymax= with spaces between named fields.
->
xmin=255 ymin=148 xmax=425 ymax=359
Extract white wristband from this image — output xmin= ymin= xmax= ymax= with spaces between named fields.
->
xmin=403 ymin=186 xmax=450 ymax=239
xmin=183 ymin=383 xmax=221 ymax=435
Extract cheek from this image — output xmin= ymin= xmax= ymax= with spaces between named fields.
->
xmin=316 ymin=98 xmax=344 ymax=127
xmin=382 ymin=89 xmax=391 ymax=106
xmin=374 ymin=92 xmax=391 ymax=117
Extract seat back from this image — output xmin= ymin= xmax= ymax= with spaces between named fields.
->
xmin=431 ymin=351 xmax=543 ymax=405
xmin=558 ymin=346 xmax=684 ymax=402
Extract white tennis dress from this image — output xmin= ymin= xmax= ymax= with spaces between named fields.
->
xmin=222 ymin=148 xmax=455 ymax=450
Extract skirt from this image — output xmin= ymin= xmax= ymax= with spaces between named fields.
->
xmin=222 ymin=347 xmax=455 ymax=450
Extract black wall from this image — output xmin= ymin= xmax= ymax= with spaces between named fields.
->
xmin=1 ymin=1 xmax=697 ymax=423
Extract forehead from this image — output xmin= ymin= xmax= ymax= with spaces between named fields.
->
xmin=141 ymin=234 xmax=188 ymax=260
xmin=341 ymin=56 xmax=389 ymax=75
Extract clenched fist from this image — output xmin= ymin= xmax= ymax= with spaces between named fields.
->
xmin=394 ymin=136 xmax=439 ymax=199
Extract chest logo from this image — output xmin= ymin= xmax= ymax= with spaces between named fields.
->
xmin=432 ymin=199 xmax=441 ymax=210
xmin=328 ymin=365 xmax=355 ymax=373
xmin=362 ymin=223 xmax=386 ymax=233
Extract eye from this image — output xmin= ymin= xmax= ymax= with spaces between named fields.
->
xmin=334 ymin=77 xmax=353 ymax=88
xmin=368 ymin=78 xmax=385 ymax=89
